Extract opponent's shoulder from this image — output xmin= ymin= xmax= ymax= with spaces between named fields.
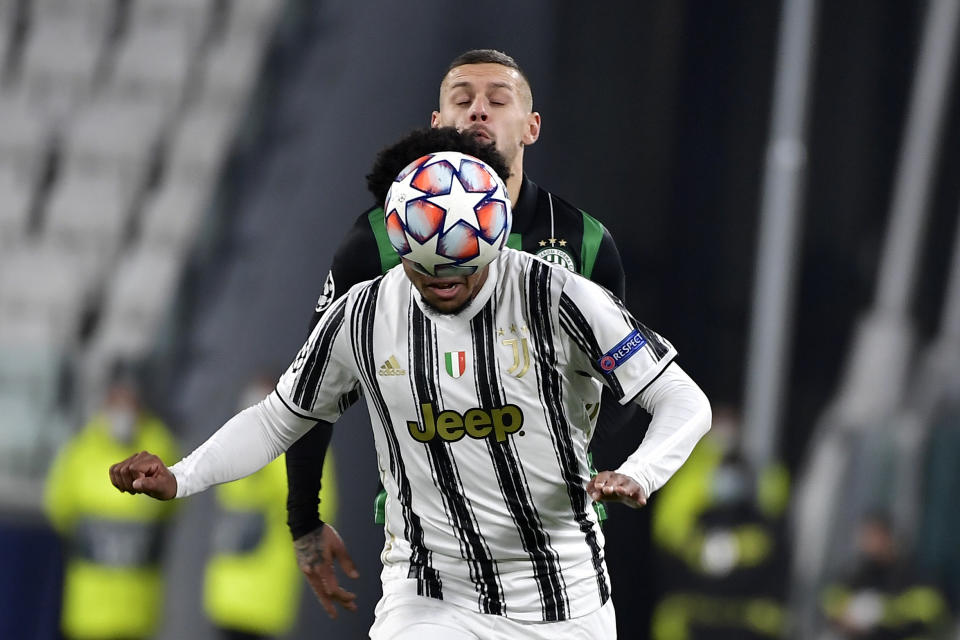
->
xmin=351 ymin=205 xmax=384 ymax=235
xmin=531 ymin=183 xmax=601 ymax=225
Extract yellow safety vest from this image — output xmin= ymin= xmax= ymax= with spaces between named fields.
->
xmin=44 ymin=414 xmax=179 ymax=639
xmin=652 ymin=437 xmax=789 ymax=572
xmin=204 ymin=452 xmax=338 ymax=635
xmin=651 ymin=438 xmax=791 ymax=640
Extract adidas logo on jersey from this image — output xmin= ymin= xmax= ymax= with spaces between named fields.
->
xmin=378 ymin=356 xmax=407 ymax=376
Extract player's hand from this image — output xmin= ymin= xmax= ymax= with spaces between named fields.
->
xmin=587 ymin=471 xmax=648 ymax=509
xmin=109 ymin=451 xmax=177 ymax=500
xmin=294 ymin=524 xmax=360 ymax=619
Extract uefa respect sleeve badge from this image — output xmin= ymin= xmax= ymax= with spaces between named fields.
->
xmin=598 ymin=329 xmax=646 ymax=372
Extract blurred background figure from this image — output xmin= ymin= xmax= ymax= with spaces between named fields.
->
xmin=651 ymin=406 xmax=791 ymax=640
xmin=43 ymin=360 xmax=180 ymax=640
xmin=203 ymin=373 xmax=338 ymax=640
xmin=819 ymin=512 xmax=951 ymax=640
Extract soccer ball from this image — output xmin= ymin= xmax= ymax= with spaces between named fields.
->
xmin=384 ymin=151 xmax=511 ymax=277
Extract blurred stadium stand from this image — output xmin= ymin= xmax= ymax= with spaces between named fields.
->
xmin=0 ymin=0 xmax=279 ymax=508
xmin=0 ymin=1 xmax=283 ymax=636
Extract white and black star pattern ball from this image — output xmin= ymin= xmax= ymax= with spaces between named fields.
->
xmin=383 ymin=152 xmax=511 ymax=277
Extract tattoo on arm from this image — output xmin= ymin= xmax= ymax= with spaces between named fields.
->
xmin=294 ymin=527 xmax=326 ymax=570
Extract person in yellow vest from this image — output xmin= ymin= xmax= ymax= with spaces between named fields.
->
xmin=44 ymin=362 xmax=179 ymax=640
xmin=820 ymin=512 xmax=951 ymax=640
xmin=651 ymin=406 xmax=790 ymax=640
xmin=204 ymin=375 xmax=339 ymax=640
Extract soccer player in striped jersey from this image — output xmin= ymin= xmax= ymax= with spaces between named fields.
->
xmin=109 ymin=132 xmax=711 ymax=639
xmin=286 ymin=49 xmax=636 ymax=592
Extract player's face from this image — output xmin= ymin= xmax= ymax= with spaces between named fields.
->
xmin=402 ymin=259 xmax=490 ymax=315
xmin=432 ymin=63 xmax=541 ymax=168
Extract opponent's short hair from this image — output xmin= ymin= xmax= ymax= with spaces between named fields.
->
xmin=443 ymin=49 xmax=534 ymax=111
xmin=366 ymin=127 xmax=510 ymax=206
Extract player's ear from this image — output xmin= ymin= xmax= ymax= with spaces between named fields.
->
xmin=523 ymin=112 xmax=541 ymax=146
xmin=430 ymin=111 xmax=441 ymax=128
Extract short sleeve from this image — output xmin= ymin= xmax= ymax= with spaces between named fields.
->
xmin=276 ymin=295 xmax=359 ymax=423
xmin=558 ymin=273 xmax=677 ymax=405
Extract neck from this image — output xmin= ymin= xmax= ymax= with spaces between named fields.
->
xmin=506 ymin=152 xmax=524 ymax=206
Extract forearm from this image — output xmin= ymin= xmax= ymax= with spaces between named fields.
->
xmin=286 ymin=421 xmax=333 ymax=539
xmin=616 ymin=363 xmax=711 ymax=497
xmin=171 ymin=392 xmax=316 ymax=498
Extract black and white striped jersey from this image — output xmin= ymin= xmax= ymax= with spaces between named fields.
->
xmin=275 ymin=248 xmax=678 ymax=621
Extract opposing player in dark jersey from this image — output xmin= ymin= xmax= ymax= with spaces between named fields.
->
xmin=285 ymin=49 xmax=634 ymax=603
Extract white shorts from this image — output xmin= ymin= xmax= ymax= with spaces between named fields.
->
xmin=369 ymin=586 xmax=617 ymax=640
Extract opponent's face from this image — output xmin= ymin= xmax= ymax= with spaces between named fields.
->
xmin=402 ymin=260 xmax=490 ymax=315
xmin=432 ymin=63 xmax=541 ymax=168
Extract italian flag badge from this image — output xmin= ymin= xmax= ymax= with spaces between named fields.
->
xmin=444 ymin=351 xmax=467 ymax=378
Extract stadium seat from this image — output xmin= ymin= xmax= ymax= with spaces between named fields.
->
xmin=108 ymin=24 xmax=199 ymax=113
xmin=0 ymin=392 xmax=49 ymax=475
xmin=165 ymin=105 xmax=238 ymax=184
xmin=197 ymin=34 xmax=265 ymax=107
xmin=0 ymin=0 xmax=14 ymax=23
xmin=83 ymin=243 xmax=183 ymax=383
xmin=0 ymin=240 xmax=95 ymax=347
xmin=0 ymin=165 xmax=34 ymax=248
xmin=0 ymin=4 xmax=11 ymax=71
xmin=0 ymin=337 xmax=63 ymax=415
xmin=225 ymin=0 xmax=284 ymax=42
xmin=60 ymin=97 xmax=165 ymax=188
xmin=0 ymin=94 xmax=53 ymax=183
xmin=128 ymin=0 xmax=213 ymax=45
xmin=28 ymin=0 xmax=115 ymax=35
xmin=18 ymin=17 xmax=105 ymax=119
xmin=42 ymin=172 xmax=135 ymax=259
xmin=139 ymin=178 xmax=213 ymax=253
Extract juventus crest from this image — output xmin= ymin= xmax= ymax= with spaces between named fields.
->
xmin=499 ymin=324 xmax=530 ymax=378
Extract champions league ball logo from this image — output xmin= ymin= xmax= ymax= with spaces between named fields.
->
xmin=384 ymin=152 xmax=512 ymax=277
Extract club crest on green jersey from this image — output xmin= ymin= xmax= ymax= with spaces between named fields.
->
xmin=535 ymin=237 xmax=576 ymax=273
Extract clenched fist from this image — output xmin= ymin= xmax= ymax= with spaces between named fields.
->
xmin=586 ymin=470 xmax=648 ymax=509
xmin=109 ymin=451 xmax=177 ymax=500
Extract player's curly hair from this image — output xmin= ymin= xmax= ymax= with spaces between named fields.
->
xmin=366 ymin=127 xmax=511 ymax=206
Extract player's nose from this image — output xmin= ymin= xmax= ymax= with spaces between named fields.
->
xmin=468 ymin=97 xmax=488 ymax=121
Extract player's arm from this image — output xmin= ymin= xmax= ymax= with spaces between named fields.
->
xmin=108 ymin=291 xmax=357 ymax=496
xmin=110 ymin=296 xmax=362 ymax=616
xmin=558 ymin=274 xmax=710 ymax=508
xmin=109 ymin=393 xmax=318 ymax=499
xmin=589 ymin=363 xmax=710 ymax=507
xmin=286 ymin=210 xmax=381 ymax=542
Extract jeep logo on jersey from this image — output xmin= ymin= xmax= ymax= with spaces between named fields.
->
xmin=314 ymin=270 xmax=336 ymax=313
xmin=407 ymin=402 xmax=524 ymax=443
xmin=598 ymin=329 xmax=647 ymax=372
